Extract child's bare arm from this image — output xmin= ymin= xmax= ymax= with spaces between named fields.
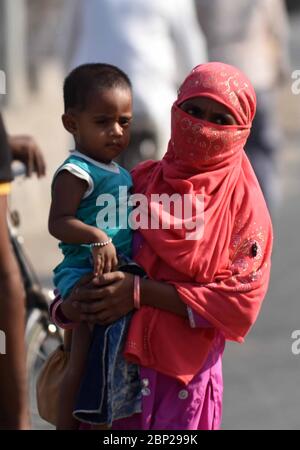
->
xmin=48 ymin=170 xmax=108 ymax=244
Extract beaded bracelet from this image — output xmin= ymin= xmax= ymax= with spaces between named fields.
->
xmin=90 ymin=238 xmax=112 ymax=249
xmin=133 ymin=275 xmax=141 ymax=309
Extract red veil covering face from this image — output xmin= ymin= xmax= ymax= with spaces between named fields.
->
xmin=124 ymin=62 xmax=273 ymax=384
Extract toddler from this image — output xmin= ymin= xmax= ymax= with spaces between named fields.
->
xmin=48 ymin=63 xmax=141 ymax=429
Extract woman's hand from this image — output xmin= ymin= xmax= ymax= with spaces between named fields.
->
xmin=60 ymin=272 xmax=95 ymax=322
xmin=61 ymin=269 xmax=188 ymax=326
xmin=68 ymin=271 xmax=135 ymax=326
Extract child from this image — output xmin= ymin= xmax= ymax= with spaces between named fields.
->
xmin=48 ymin=63 xmax=141 ymax=429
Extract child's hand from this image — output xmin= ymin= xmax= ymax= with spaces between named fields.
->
xmin=92 ymin=243 xmax=118 ymax=276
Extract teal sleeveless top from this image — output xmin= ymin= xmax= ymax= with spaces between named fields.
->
xmin=53 ymin=151 xmax=133 ymax=275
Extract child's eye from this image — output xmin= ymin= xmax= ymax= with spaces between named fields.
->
xmin=120 ymin=118 xmax=131 ymax=127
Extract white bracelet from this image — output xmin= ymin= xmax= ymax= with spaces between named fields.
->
xmin=90 ymin=238 xmax=112 ymax=248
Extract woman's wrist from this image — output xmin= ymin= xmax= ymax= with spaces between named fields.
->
xmin=49 ymin=296 xmax=79 ymax=329
xmin=60 ymin=298 xmax=81 ymax=323
xmin=140 ymin=278 xmax=187 ymax=318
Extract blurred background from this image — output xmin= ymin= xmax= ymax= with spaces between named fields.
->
xmin=1 ymin=0 xmax=300 ymax=430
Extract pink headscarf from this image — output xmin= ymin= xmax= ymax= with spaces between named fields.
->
xmin=124 ymin=63 xmax=273 ymax=384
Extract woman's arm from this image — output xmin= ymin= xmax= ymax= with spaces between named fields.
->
xmin=54 ymin=274 xmax=213 ymax=328
xmin=60 ymin=237 xmax=271 ymax=341
xmin=140 ymin=277 xmax=187 ymax=317
xmin=49 ymin=170 xmax=108 ymax=244
xmin=60 ymin=271 xmax=188 ymax=326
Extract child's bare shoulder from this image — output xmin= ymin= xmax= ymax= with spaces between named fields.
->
xmin=52 ymin=170 xmax=88 ymax=201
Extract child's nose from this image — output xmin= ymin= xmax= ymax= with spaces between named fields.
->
xmin=110 ymin=122 xmax=123 ymax=136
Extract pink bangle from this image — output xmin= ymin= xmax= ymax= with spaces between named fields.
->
xmin=133 ymin=275 xmax=141 ymax=309
xmin=49 ymin=295 xmax=78 ymax=330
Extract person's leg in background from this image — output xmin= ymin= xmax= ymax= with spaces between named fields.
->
xmin=0 ymin=194 xmax=29 ymax=429
xmin=245 ymin=89 xmax=283 ymax=219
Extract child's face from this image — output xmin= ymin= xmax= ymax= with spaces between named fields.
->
xmin=64 ymin=87 xmax=132 ymax=163
xmin=179 ymin=97 xmax=237 ymax=126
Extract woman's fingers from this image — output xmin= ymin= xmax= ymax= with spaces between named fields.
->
xmin=93 ymin=270 xmax=125 ymax=286
xmin=72 ymin=271 xmax=127 ymax=304
xmin=74 ymin=272 xmax=95 ymax=288
xmin=69 ymin=272 xmax=96 ymax=301
xmin=77 ymin=295 xmax=111 ymax=313
xmin=73 ymin=287 xmax=107 ymax=303
xmin=73 ymin=278 xmax=118 ymax=303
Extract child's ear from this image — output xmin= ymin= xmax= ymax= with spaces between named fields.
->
xmin=62 ymin=112 xmax=77 ymax=134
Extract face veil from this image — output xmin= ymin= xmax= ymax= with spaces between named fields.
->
xmin=166 ymin=61 xmax=256 ymax=172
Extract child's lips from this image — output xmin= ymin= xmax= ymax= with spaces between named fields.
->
xmin=106 ymin=141 xmax=122 ymax=149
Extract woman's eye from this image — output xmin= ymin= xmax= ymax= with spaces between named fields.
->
xmin=214 ymin=115 xmax=229 ymax=125
xmin=214 ymin=117 xmax=225 ymax=125
xmin=214 ymin=114 xmax=235 ymax=125
xmin=186 ymin=108 xmax=203 ymax=119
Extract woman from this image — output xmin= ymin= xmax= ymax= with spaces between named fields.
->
xmin=53 ymin=62 xmax=273 ymax=430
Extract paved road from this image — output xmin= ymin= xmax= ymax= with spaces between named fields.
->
xmin=222 ymin=133 xmax=300 ymax=430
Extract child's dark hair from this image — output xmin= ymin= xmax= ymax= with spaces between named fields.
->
xmin=63 ymin=63 xmax=132 ymax=112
